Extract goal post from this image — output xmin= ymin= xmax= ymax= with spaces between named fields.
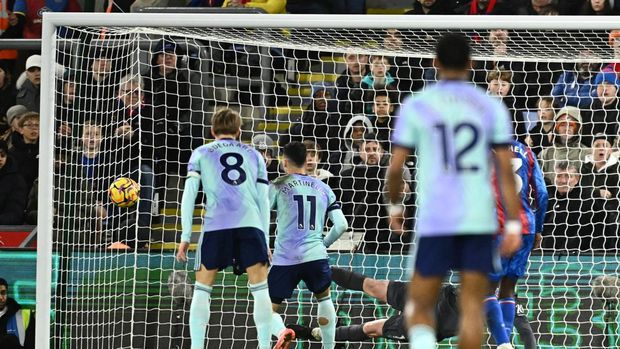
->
xmin=38 ymin=13 xmax=620 ymax=349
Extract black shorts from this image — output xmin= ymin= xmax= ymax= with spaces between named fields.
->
xmin=196 ymin=227 xmax=269 ymax=272
xmin=382 ymin=282 xmax=459 ymax=342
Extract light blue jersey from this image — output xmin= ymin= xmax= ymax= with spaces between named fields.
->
xmin=269 ymin=174 xmax=347 ymax=266
xmin=180 ymin=139 xmax=270 ymax=242
xmin=392 ymin=80 xmax=512 ymax=237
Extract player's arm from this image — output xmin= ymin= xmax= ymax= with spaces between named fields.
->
xmin=324 ymin=205 xmax=348 ymax=248
xmin=528 ymin=149 xmax=549 ymax=249
xmin=493 ymin=146 xmax=522 ymax=256
xmin=177 ymin=151 xmax=201 ymax=262
xmin=256 ymin=154 xmax=271 ymax=247
xmin=387 ymin=99 xmax=416 ymax=234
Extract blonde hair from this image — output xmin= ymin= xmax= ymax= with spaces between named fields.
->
xmin=212 ymin=108 xmax=241 ymax=136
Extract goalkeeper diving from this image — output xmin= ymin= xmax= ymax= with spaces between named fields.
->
xmin=268 ymin=141 xmax=349 ymax=349
xmin=286 ymin=267 xmax=538 ymax=349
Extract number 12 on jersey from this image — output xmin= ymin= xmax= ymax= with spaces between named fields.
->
xmin=434 ymin=122 xmax=481 ymax=173
xmin=293 ymin=195 xmax=317 ymax=230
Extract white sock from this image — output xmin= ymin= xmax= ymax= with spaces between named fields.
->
xmin=317 ymin=295 xmax=337 ymax=349
xmin=271 ymin=311 xmax=286 ymax=338
xmin=498 ymin=344 xmax=514 ymax=349
xmin=189 ymin=281 xmax=212 ymax=349
xmin=408 ymin=324 xmax=436 ymax=349
xmin=249 ymin=281 xmax=272 ymax=349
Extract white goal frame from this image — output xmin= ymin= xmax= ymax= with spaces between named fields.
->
xmin=37 ymin=13 xmax=620 ymax=349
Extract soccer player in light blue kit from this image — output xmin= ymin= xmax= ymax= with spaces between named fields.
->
xmin=176 ymin=109 xmax=272 ymax=349
xmin=268 ymin=141 xmax=348 ymax=349
xmin=386 ymin=33 xmax=523 ymax=349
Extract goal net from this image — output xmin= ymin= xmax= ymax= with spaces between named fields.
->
xmin=38 ymin=13 xmax=620 ymax=349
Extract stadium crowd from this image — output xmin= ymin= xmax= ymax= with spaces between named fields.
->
xmin=0 ymin=0 xmax=619 ymax=258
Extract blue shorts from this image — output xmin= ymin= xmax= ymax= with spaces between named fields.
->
xmin=489 ymin=234 xmax=535 ymax=282
xmin=268 ymin=259 xmax=332 ymax=304
xmin=411 ymin=234 xmax=500 ymax=277
xmin=195 ymin=227 xmax=269 ymax=273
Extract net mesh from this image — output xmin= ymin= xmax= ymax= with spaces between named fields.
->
xmin=46 ymin=23 xmax=620 ymax=349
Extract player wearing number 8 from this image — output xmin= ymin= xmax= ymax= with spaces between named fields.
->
xmin=386 ymin=33 xmax=523 ymax=349
xmin=176 ymin=108 xmax=273 ymax=349
xmin=268 ymin=142 xmax=348 ymax=349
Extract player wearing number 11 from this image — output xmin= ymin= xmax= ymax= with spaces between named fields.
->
xmin=176 ymin=108 xmax=273 ymax=349
xmin=268 ymin=142 xmax=348 ymax=349
xmin=386 ymin=33 xmax=522 ymax=349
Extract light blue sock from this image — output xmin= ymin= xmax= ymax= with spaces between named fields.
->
xmin=271 ymin=311 xmax=286 ymax=338
xmin=408 ymin=324 xmax=436 ymax=349
xmin=249 ymin=281 xmax=272 ymax=349
xmin=485 ymin=295 xmax=510 ymax=345
xmin=317 ymin=295 xmax=337 ymax=349
xmin=189 ymin=281 xmax=212 ymax=349
xmin=500 ymin=297 xmax=516 ymax=338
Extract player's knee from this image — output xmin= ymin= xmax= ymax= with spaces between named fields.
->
xmin=318 ymin=317 xmax=329 ymax=326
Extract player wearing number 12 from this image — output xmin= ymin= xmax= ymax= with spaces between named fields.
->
xmin=176 ymin=109 xmax=273 ymax=349
xmin=386 ymin=33 xmax=522 ymax=349
xmin=268 ymin=142 xmax=348 ymax=349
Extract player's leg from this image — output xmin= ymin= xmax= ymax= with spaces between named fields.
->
xmin=513 ymin=302 xmax=537 ymax=349
xmin=247 ymin=262 xmax=273 ymax=349
xmin=498 ymin=277 xmax=517 ymax=339
xmin=190 ymin=265 xmax=218 ymax=349
xmin=407 ymin=236 xmax=453 ymax=349
xmin=239 ymin=228 xmax=273 ymax=349
xmin=330 ymin=266 xmax=390 ymax=303
xmin=486 ymin=253 xmax=511 ymax=347
xmin=304 ymin=260 xmax=337 ymax=349
xmin=458 ymin=234 xmax=497 ymax=349
xmin=498 ymin=234 xmax=535 ymax=339
xmin=458 ymin=271 xmax=489 ymax=349
xmin=267 ymin=265 xmax=298 ymax=349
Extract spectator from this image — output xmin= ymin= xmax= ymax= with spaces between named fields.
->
xmin=0 ymin=140 xmax=26 ymax=225
xmin=55 ymin=70 xmax=81 ymax=150
xmin=335 ymin=53 xmax=368 ymax=118
xmin=557 ymin=0 xmax=587 ymax=14
xmin=526 ymin=96 xmax=555 ymax=155
xmin=1 ymin=105 xmax=27 ymax=146
xmin=0 ymin=6 xmax=21 ymax=68
xmin=542 ymin=161 xmax=602 ymax=252
xmin=517 ymin=0 xmax=556 ymax=14
xmin=8 ymin=112 xmax=38 ymax=194
xmin=328 ymin=114 xmax=374 ymax=175
xmin=285 ymin=84 xmax=334 ymax=151
xmin=59 ymin=121 xmax=109 ymax=245
xmin=370 ymin=90 xmax=395 ymax=151
xmin=382 ymin=29 xmax=426 ymax=95
xmin=455 ymin=0 xmax=515 ymax=14
xmin=539 ymin=106 xmax=590 ymax=183
xmin=406 ymin=0 xmax=455 ymax=14
xmin=222 ymin=0 xmax=286 ymax=13
xmin=302 ymin=139 xmax=333 ymax=182
xmin=581 ymin=72 xmax=620 ymax=145
xmin=24 ymin=178 xmax=37 ymax=225
xmin=486 ymin=69 xmax=527 ymax=139
xmin=580 ymin=0 xmax=617 ymax=14
xmin=0 ymin=278 xmax=35 ymax=349
xmin=599 ymin=30 xmax=620 ymax=77
xmin=361 ymin=55 xmax=397 ymax=113
xmin=0 ymin=61 xmax=16 ymax=123
xmin=143 ymin=38 xmax=192 ymax=174
xmin=251 ymin=133 xmax=280 ymax=181
xmin=78 ymin=47 xmax=123 ymax=116
xmin=551 ymin=52 xmax=600 ymax=108
xmin=12 ymin=0 xmax=80 ymax=39
xmin=16 ymin=55 xmax=40 ymax=112
xmin=335 ymin=135 xmax=411 ymax=254
xmin=581 ymin=134 xmax=620 ymax=235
